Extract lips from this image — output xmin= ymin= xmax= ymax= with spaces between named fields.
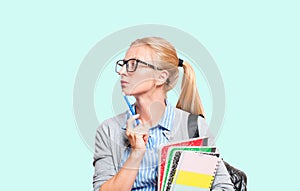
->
xmin=120 ymin=80 xmax=129 ymax=87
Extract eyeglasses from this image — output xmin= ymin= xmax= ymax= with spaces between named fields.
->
xmin=115 ymin=58 xmax=162 ymax=73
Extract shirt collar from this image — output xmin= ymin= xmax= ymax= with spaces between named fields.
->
xmin=157 ymin=99 xmax=174 ymax=131
xmin=121 ymin=99 xmax=175 ymax=131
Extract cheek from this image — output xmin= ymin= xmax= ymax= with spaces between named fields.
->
xmin=128 ymin=73 xmax=156 ymax=91
xmin=134 ymin=79 xmax=155 ymax=89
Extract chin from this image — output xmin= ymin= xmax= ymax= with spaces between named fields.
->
xmin=122 ymin=88 xmax=133 ymax=96
xmin=122 ymin=90 xmax=140 ymax=97
xmin=122 ymin=86 xmax=148 ymax=97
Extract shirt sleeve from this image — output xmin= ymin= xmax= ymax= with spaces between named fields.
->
xmin=93 ymin=121 xmax=117 ymax=191
xmin=211 ymin=160 xmax=235 ymax=191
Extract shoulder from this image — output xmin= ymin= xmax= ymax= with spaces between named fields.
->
xmin=173 ymin=107 xmax=190 ymax=118
xmin=173 ymin=108 xmax=210 ymax=135
xmin=172 ymin=108 xmax=191 ymax=128
xmin=173 ymin=108 xmax=206 ymax=125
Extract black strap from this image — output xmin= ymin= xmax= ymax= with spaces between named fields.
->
xmin=187 ymin=114 xmax=199 ymax=138
xmin=187 ymin=114 xmax=205 ymax=138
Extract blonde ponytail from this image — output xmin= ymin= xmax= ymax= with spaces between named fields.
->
xmin=130 ymin=37 xmax=205 ymax=116
xmin=176 ymin=61 xmax=205 ymax=117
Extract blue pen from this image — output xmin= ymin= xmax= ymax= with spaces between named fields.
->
xmin=123 ymin=93 xmax=140 ymax=125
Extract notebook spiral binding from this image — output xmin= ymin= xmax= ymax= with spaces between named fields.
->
xmin=209 ymin=159 xmax=221 ymax=189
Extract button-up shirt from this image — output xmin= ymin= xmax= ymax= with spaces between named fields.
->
xmin=120 ymin=101 xmax=175 ymax=191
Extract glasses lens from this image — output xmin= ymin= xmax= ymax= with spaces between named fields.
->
xmin=115 ymin=60 xmax=124 ymax=73
xmin=115 ymin=59 xmax=139 ymax=73
xmin=127 ymin=59 xmax=137 ymax=72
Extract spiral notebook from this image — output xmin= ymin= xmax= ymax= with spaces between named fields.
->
xmin=158 ymin=137 xmax=209 ymax=191
xmin=171 ymin=151 xmax=221 ymax=191
xmin=162 ymin=147 xmax=218 ymax=191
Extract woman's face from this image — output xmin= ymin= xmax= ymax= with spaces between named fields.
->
xmin=118 ymin=45 xmax=159 ymax=96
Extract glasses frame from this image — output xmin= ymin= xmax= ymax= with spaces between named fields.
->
xmin=115 ymin=58 xmax=162 ymax=73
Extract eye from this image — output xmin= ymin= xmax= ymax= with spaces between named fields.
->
xmin=127 ymin=60 xmax=137 ymax=69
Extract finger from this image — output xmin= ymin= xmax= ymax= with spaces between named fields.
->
xmin=133 ymin=124 xmax=150 ymax=135
xmin=135 ymin=122 xmax=151 ymax=134
xmin=134 ymin=128 xmax=148 ymax=136
xmin=126 ymin=114 xmax=140 ymax=131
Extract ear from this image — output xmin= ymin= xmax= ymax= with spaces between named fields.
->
xmin=155 ymin=70 xmax=169 ymax=86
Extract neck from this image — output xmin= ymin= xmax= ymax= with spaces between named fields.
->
xmin=134 ymin=89 xmax=166 ymax=126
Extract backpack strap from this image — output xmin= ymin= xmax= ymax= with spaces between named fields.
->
xmin=187 ymin=114 xmax=199 ymax=138
xmin=187 ymin=114 xmax=205 ymax=138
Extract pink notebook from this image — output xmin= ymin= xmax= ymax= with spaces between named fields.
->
xmin=171 ymin=152 xmax=221 ymax=191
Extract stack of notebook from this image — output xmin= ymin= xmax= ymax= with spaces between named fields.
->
xmin=158 ymin=137 xmax=221 ymax=191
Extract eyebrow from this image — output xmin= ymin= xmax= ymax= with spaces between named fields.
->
xmin=124 ymin=57 xmax=137 ymax=61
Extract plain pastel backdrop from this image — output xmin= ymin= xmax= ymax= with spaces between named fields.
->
xmin=1 ymin=0 xmax=299 ymax=190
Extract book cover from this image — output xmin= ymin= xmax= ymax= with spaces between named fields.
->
xmin=171 ymin=152 xmax=221 ymax=191
xmin=163 ymin=147 xmax=218 ymax=191
xmin=157 ymin=137 xmax=209 ymax=191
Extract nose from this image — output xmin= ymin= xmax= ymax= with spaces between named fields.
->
xmin=118 ymin=64 xmax=127 ymax=75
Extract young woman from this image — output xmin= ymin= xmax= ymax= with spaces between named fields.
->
xmin=93 ymin=37 xmax=234 ymax=191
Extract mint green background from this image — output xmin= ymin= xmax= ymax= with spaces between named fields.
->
xmin=1 ymin=1 xmax=299 ymax=190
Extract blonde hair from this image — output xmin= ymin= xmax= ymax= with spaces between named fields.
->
xmin=130 ymin=37 xmax=205 ymax=116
